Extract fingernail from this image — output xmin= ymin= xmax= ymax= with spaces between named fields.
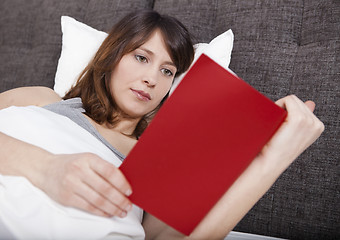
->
xmin=125 ymin=204 xmax=132 ymax=212
xmin=120 ymin=211 xmax=127 ymax=218
xmin=125 ymin=189 xmax=132 ymax=196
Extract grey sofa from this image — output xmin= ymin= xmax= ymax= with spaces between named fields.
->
xmin=0 ymin=0 xmax=339 ymax=239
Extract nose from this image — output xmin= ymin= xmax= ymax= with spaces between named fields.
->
xmin=143 ymin=79 xmax=156 ymax=87
xmin=142 ymin=70 xmax=157 ymax=87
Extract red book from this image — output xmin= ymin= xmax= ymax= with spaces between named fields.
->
xmin=119 ymin=54 xmax=287 ymax=235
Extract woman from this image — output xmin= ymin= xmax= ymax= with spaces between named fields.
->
xmin=0 ymin=10 xmax=324 ymax=240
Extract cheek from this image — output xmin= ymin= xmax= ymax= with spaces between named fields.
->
xmin=156 ymin=79 xmax=173 ymax=100
xmin=110 ymin=58 xmax=135 ymax=89
xmin=165 ymin=81 xmax=173 ymax=95
xmin=114 ymin=59 xmax=133 ymax=79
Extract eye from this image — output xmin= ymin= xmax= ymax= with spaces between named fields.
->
xmin=135 ymin=55 xmax=148 ymax=63
xmin=161 ymin=68 xmax=174 ymax=77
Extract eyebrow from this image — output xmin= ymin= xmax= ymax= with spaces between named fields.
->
xmin=139 ymin=47 xmax=177 ymax=68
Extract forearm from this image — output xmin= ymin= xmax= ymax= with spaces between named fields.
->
xmin=144 ymin=96 xmax=324 ymax=240
xmin=0 ymin=131 xmax=52 ymax=187
xmin=0 ymin=87 xmax=62 ymax=182
xmin=188 ymin=153 xmax=287 ymax=239
xmin=188 ymin=96 xmax=324 ymax=239
xmin=144 ymin=153 xmax=289 ymax=240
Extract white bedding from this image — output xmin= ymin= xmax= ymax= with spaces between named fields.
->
xmin=0 ymin=106 xmax=145 ymax=239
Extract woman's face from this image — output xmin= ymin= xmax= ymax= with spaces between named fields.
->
xmin=110 ymin=30 xmax=177 ymax=119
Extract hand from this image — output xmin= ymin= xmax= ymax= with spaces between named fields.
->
xmin=37 ymin=152 xmax=133 ymax=217
xmin=258 ymin=95 xmax=324 ymax=171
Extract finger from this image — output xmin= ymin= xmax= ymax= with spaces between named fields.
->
xmin=275 ymin=95 xmax=324 ymax=136
xmin=75 ymin=179 xmax=130 ymax=218
xmin=304 ymin=100 xmax=316 ymax=112
xmin=276 ymin=95 xmax=312 ymax=115
xmin=285 ymin=96 xmax=317 ymax=119
xmin=68 ymin=193 xmax=110 ymax=217
xmin=275 ymin=96 xmax=287 ymax=109
xmin=275 ymin=95 xmax=296 ymax=112
xmin=82 ymin=169 xmax=133 ymax=213
xmin=90 ymin=159 xmax=132 ymax=197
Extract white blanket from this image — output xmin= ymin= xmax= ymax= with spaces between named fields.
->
xmin=0 ymin=106 xmax=145 ymax=239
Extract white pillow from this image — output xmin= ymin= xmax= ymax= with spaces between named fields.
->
xmin=170 ymin=29 xmax=234 ymax=94
xmin=54 ymin=16 xmax=234 ymax=97
xmin=54 ymin=16 xmax=108 ymax=97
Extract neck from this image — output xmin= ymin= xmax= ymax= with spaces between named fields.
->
xmin=110 ymin=116 xmax=141 ymax=137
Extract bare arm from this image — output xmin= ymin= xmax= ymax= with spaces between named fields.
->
xmin=0 ymin=87 xmax=133 ymax=217
xmin=0 ymin=86 xmax=62 ymax=109
xmin=0 ymin=86 xmax=62 ymax=180
xmin=0 ymin=131 xmax=52 ymax=185
xmin=143 ymin=95 xmax=324 ymax=240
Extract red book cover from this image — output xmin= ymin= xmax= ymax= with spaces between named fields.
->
xmin=119 ymin=54 xmax=287 ymax=235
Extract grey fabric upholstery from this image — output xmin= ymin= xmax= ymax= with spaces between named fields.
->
xmin=0 ymin=0 xmax=154 ymax=91
xmin=0 ymin=0 xmax=339 ymax=239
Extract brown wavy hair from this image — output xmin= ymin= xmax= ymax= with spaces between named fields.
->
xmin=63 ymin=10 xmax=194 ymax=138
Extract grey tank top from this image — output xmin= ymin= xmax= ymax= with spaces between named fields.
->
xmin=43 ymin=98 xmax=125 ymax=161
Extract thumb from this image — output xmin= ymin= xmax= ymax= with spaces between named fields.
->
xmin=304 ymin=100 xmax=316 ymax=112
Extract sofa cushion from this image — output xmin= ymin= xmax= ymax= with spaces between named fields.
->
xmin=0 ymin=0 xmax=153 ymax=93
xmin=0 ymin=0 xmax=339 ymax=239
xmin=155 ymin=0 xmax=339 ymax=239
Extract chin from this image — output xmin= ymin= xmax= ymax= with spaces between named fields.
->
xmin=120 ymin=104 xmax=156 ymax=119
xmin=122 ymin=109 xmax=147 ymax=119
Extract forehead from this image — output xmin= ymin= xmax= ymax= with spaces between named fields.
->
xmin=139 ymin=30 xmax=173 ymax=63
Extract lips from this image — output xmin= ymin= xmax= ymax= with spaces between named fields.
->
xmin=131 ymin=89 xmax=151 ymax=101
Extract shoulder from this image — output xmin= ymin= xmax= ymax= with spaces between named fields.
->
xmin=0 ymin=86 xmax=62 ymax=110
